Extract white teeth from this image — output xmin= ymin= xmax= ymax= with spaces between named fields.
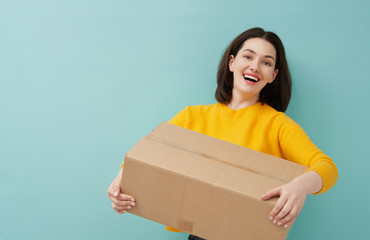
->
xmin=243 ymin=74 xmax=259 ymax=81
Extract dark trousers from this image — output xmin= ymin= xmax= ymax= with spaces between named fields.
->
xmin=188 ymin=235 xmax=206 ymax=240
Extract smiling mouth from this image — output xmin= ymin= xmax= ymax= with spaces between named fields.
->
xmin=243 ymin=74 xmax=260 ymax=83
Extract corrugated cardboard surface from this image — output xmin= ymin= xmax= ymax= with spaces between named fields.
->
xmin=121 ymin=122 xmax=308 ymax=240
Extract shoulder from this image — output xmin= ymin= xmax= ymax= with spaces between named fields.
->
xmin=257 ymin=103 xmax=301 ymax=128
xmin=169 ymin=103 xmax=219 ymax=127
xmin=254 ymin=102 xmax=283 ymax=119
xmin=185 ymin=103 xmax=220 ymax=115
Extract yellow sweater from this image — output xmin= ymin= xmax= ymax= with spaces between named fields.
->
xmin=166 ymin=102 xmax=338 ymax=232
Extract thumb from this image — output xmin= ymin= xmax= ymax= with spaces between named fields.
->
xmin=261 ymin=186 xmax=281 ymax=200
xmin=112 ymin=176 xmax=122 ymax=197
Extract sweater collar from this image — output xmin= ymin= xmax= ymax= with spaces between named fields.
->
xmin=217 ymin=101 xmax=264 ymax=117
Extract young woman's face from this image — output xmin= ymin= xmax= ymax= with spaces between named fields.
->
xmin=229 ymin=38 xmax=279 ymax=100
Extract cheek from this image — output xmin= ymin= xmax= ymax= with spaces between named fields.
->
xmin=232 ymin=60 xmax=244 ymax=70
xmin=263 ymin=69 xmax=275 ymax=79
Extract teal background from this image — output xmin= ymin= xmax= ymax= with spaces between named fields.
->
xmin=1 ymin=0 xmax=369 ymax=239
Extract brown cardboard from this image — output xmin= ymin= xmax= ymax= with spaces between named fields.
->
xmin=121 ymin=122 xmax=308 ymax=240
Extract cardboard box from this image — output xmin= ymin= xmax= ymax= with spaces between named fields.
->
xmin=121 ymin=122 xmax=308 ymax=240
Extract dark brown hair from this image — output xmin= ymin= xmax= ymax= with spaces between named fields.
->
xmin=215 ymin=27 xmax=292 ymax=112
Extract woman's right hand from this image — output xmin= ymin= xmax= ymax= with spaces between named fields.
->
xmin=107 ymin=167 xmax=136 ymax=214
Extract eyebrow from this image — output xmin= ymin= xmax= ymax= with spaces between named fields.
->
xmin=242 ymin=49 xmax=275 ymax=61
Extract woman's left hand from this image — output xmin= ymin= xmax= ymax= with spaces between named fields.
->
xmin=260 ymin=171 xmax=323 ymax=228
xmin=260 ymin=179 xmax=308 ymax=228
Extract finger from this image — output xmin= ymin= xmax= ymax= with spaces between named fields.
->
xmin=107 ymin=190 xmax=115 ymax=199
xmin=274 ymin=199 xmax=294 ymax=224
xmin=107 ymin=191 xmax=122 ymax=200
xmin=112 ymin=202 xmax=132 ymax=211
xmin=112 ymin=202 xmax=125 ymax=211
xmin=278 ymin=203 xmax=300 ymax=226
xmin=107 ymin=187 xmax=135 ymax=201
xmin=107 ymin=183 xmax=120 ymax=198
xmin=282 ymin=218 xmax=296 ymax=229
xmin=261 ymin=187 xmax=281 ymax=200
xmin=117 ymin=193 xmax=135 ymax=202
xmin=269 ymin=196 xmax=288 ymax=222
xmin=110 ymin=198 xmax=135 ymax=207
xmin=110 ymin=177 xmax=122 ymax=197
xmin=113 ymin=199 xmax=136 ymax=208
xmin=116 ymin=209 xmax=127 ymax=214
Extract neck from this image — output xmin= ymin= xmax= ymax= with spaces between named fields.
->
xmin=228 ymin=91 xmax=259 ymax=110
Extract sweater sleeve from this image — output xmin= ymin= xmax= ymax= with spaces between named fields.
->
xmin=168 ymin=106 xmax=188 ymax=127
xmin=277 ymin=115 xmax=338 ymax=194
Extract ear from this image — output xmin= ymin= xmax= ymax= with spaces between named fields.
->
xmin=229 ymin=55 xmax=235 ymax=72
xmin=270 ymin=69 xmax=279 ymax=83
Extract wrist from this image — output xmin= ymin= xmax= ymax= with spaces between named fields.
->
xmin=292 ymin=171 xmax=323 ymax=195
xmin=292 ymin=176 xmax=311 ymax=195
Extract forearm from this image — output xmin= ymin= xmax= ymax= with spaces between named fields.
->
xmin=279 ymin=116 xmax=338 ymax=194
xmin=292 ymin=170 xmax=323 ymax=195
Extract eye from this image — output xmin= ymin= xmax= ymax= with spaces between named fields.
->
xmin=245 ymin=55 xmax=252 ymax=60
xmin=263 ymin=61 xmax=272 ymax=66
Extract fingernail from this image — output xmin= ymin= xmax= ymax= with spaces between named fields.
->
xmin=284 ymin=224 xmax=289 ymax=228
xmin=130 ymin=198 xmax=135 ymax=201
xmin=114 ymin=191 xmax=118 ymax=197
xmin=127 ymin=206 xmax=131 ymax=209
xmin=131 ymin=202 xmax=135 ymax=206
xmin=277 ymin=222 xmax=282 ymax=226
xmin=269 ymin=216 xmax=273 ymax=221
xmin=273 ymin=220 xmax=277 ymax=224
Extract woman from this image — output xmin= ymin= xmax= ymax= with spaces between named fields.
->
xmin=107 ymin=27 xmax=338 ymax=240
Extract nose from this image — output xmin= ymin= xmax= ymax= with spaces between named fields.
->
xmin=249 ymin=60 xmax=259 ymax=72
